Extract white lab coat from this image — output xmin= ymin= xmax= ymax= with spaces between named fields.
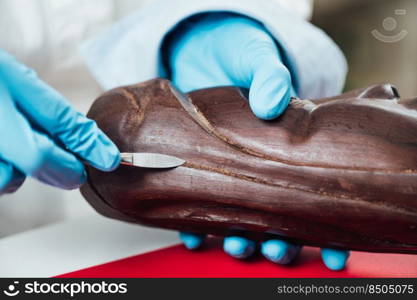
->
xmin=0 ymin=0 xmax=344 ymax=237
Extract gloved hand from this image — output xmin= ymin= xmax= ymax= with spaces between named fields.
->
xmin=0 ymin=49 xmax=120 ymax=195
xmin=168 ymin=14 xmax=349 ymax=270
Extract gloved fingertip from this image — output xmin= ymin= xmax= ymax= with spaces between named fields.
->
xmin=179 ymin=232 xmax=205 ymax=250
xmin=251 ymin=95 xmax=291 ymax=120
xmin=58 ymin=157 xmax=87 ymax=190
xmin=58 ymin=168 xmax=87 ymax=190
xmin=3 ymin=174 xmax=26 ymax=194
xmin=251 ymin=107 xmax=277 ymax=121
xmin=223 ymin=236 xmax=256 ymax=259
xmin=0 ymin=161 xmax=26 ymax=194
xmin=261 ymin=239 xmax=301 ymax=265
xmin=249 ymin=78 xmax=292 ymax=120
xmin=321 ymin=248 xmax=350 ymax=271
xmin=89 ymin=134 xmax=121 ymax=172
xmin=103 ymin=150 xmax=121 ymax=172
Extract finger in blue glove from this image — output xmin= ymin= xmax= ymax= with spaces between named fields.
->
xmin=223 ymin=236 xmax=256 ymax=259
xmin=179 ymin=232 xmax=206 ymax=250
xmin=0 ymin=50 xmax=120 ymax=191
xmin=168 ymin=13 xmax=295 ymax=120
xmin=321 ymin=248 xmax=350 ymax=271
xmin=261 ymin=239 xmax=301 ymax=265
xmin=0 ymin=159 xmax=25 ymax=195
xmin=0 ymin=80 xmax=86 ymax=189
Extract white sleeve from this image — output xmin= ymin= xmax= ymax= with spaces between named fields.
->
xmin=80 ymin=0 xmax=346 ymax=99
xmin=272 ymin=0 xmax=313 ymax=20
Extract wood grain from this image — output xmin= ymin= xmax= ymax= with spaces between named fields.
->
xmin=81 ymin=79 xmax=417 ymax=253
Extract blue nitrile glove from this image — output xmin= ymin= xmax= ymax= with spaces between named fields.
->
xmin=0 ymin=49 xmax=120 ymax=195
xmin=169 ymin=13 xmax=349 ymax=271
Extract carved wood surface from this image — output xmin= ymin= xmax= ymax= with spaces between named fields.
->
xmin=81 ymin=79 xmax=417 ymax=253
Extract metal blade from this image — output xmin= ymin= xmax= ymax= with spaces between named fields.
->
xmin=120 ymin=152 xmax=185 ymax=169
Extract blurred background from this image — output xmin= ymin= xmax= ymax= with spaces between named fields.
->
xmin=313 ymin=0 xmax=417 ymax=98
xmin=0 ymin=0 xmax=415 ymax=239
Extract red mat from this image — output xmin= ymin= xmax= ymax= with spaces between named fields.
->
xmin=58 ymin=239 xmax=417 ymax=278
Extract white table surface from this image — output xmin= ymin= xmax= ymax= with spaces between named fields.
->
xmin=0 ymin=215 xmax=179 ymax=277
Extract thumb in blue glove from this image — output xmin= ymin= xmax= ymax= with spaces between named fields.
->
xmin=0 ymin=49 xmax=120 ymax=194
xmin=168 ymin=13 xmax=349 ymax=270
xmin=168 ymin=13 xmax=294 ymax=120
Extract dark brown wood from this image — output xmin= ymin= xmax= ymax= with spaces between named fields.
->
xmin=81 ymin=78 xmax=417 ymax=253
